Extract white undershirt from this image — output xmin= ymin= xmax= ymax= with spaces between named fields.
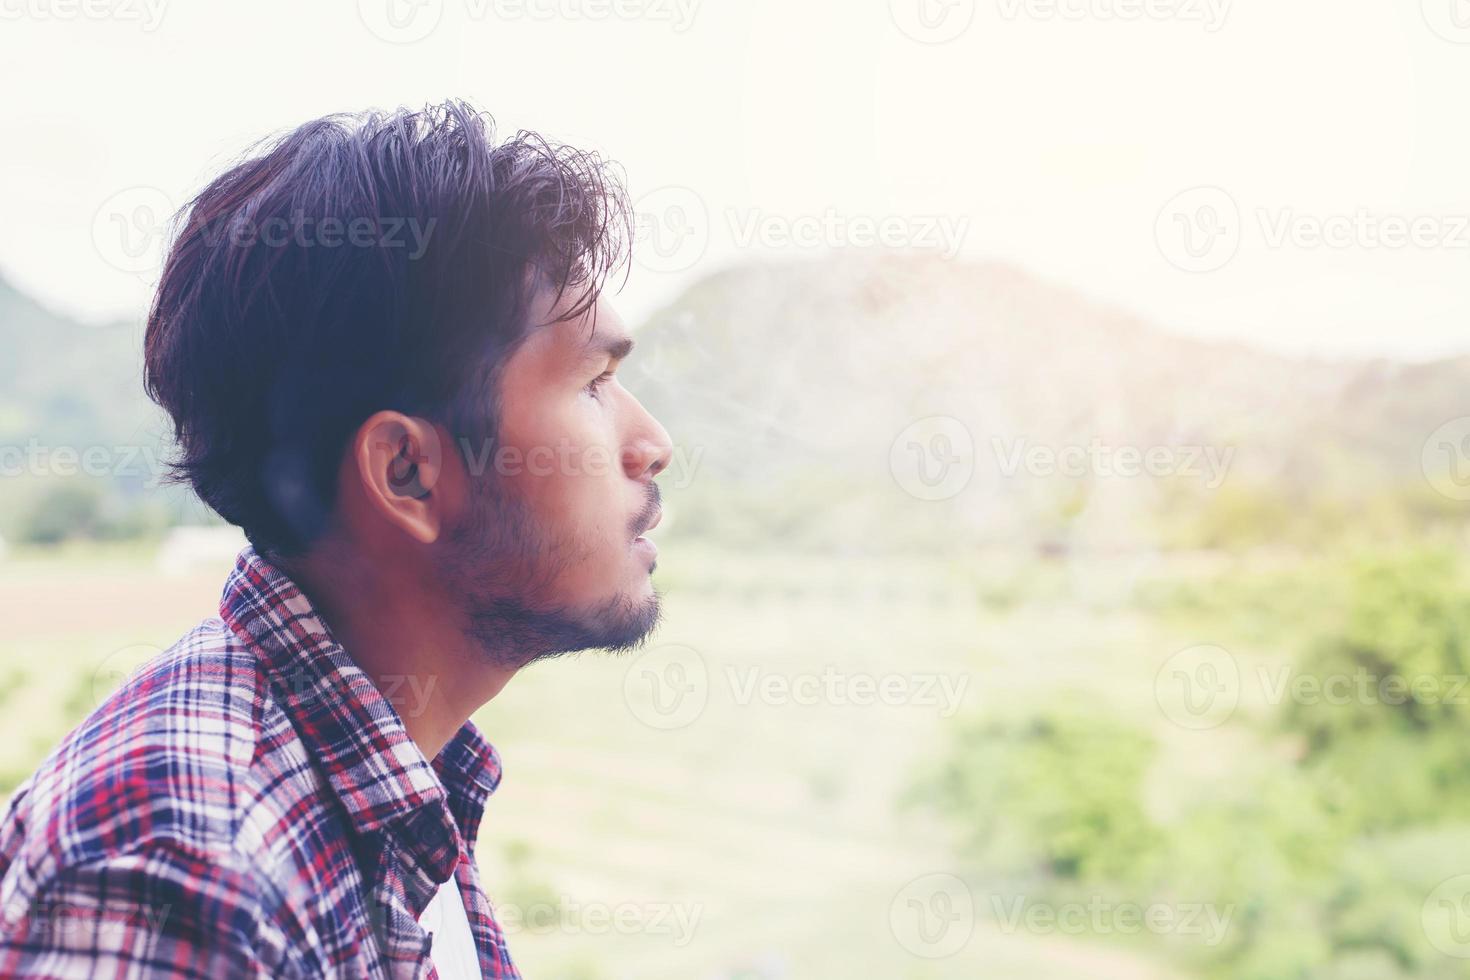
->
xmin=418 ymin=873 xmax=482 ymax=980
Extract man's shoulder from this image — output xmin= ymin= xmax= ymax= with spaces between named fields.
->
xmin=0 ymin=612 xmax=372 ymax=975
xmin=0 ymin=616 xmax=274 ymax=890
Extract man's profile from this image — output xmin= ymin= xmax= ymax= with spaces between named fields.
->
xmin=0 ymin=100 xmax=673 ymax=979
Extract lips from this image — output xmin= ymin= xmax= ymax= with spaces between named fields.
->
xmin=633 ymin=494 xmax=663 ymax=541
xmin=641 ymin=508 xmax=663 ymax=535
xmin=633 ymin=507 xmax=661 ymax=565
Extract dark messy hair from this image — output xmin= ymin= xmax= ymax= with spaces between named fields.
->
xmin=143 ymin=100 xmax=633 ymax=559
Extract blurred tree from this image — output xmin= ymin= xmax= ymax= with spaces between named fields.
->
xmin=19 ymin=481 xmax=103 ymax=544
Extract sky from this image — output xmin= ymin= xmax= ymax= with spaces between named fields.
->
xmin=1 ymin=0 xmax=1468 ymax=360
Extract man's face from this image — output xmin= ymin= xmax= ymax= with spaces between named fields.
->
xmin=437 ymin=291 xmax=674 ymax=667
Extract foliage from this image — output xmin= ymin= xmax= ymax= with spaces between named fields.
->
xmin=17 ymin=482 xmax=104 ymax=544
xmin=921 ymin=548 xmax=1470 ymax=979
xmin=920 ymin=707 xmax=1158 ymax=882
xmin=1284 ymin=550 xmax=1470 ymax=755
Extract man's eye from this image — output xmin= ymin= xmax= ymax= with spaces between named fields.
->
xmin=585 ymin=371 xmax=614 ymax=398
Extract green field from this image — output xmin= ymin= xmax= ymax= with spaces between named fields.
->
xmin=4 ymin=541 xmax=1469 ymax=979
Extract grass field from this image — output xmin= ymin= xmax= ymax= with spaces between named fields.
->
xmin=1 ymin=540 xmax=1342 ymax=979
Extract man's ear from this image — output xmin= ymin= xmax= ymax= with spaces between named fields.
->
xmin=350 ymin=412 xmax=450 ymax=546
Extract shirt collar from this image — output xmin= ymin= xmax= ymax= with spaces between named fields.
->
xmin=218 ymin=545 xmax=503 ymax=848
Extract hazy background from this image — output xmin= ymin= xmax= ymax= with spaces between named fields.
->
xmin=5 ymin=1 xmax=1470 ymax=977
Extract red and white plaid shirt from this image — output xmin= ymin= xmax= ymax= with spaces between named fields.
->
xmin=0 ymin=546 xmax=521 ymax=979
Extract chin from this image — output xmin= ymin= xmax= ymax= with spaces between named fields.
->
xmin=589 ymin=588 xmax=662 ymax=653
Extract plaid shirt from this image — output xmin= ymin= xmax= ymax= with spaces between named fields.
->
xmin=0 ymin=546 xmax=520 ymax=979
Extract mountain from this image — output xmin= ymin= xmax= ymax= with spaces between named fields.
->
xmin=3 ymin=255 xmax=1464 ymax=551
xmin=0 ymin=275 xmax=182 ymax=539
xmin=621 ymin=254 xmax=1470 ymax=551
xmin=0 ymin=275 xmax=158 ymax=452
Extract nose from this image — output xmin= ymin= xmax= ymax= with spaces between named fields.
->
xmin=623 ymin=397 xmax=674 ymax=481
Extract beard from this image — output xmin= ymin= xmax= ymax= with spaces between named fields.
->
xmin=435 ymin=470 xmax=662 ymax=670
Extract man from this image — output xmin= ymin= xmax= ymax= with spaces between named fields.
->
xmin=0 ymin=100 xmax=674 ymax=978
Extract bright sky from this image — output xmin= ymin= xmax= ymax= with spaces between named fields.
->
xmin=1 ymin=0 xmax=1468 ymax=360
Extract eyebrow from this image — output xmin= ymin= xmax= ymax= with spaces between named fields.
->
xmin=578 ymin=334 xmax=634 ymax=365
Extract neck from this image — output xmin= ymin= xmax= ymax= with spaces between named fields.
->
xmin=279 ymin=545 xmax=517 ymax=760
